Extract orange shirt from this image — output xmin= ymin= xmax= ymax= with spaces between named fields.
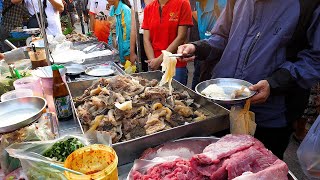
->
xmin=142 ymin=0 xmax=193 ymax=68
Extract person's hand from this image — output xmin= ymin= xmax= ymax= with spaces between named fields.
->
xmin=130 ymin=52 xmax=138 ymax=64
xmin=177 ymin=44 xmax=196 ymax=62
xmin=146 ymin=57 xmax=162 ymax=70
xmin=0 ymin=53 xmax=4 ymax=60
xmin=249 ymin=80 xmax=270 ymax=104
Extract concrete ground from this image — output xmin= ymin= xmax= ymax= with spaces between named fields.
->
xmin=74 ymin=22 xmax=308 ymax=180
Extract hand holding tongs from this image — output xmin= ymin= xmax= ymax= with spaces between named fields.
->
xmin=168 ymin=54 xmax=194 ymax=58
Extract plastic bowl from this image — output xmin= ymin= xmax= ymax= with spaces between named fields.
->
xmin=1 ymin=89 xmax=33 ymax=102
xmin=13 ymin=77 xmax=43 ymax=97
xmin=64 ymin=144 xmax=118 ymax=180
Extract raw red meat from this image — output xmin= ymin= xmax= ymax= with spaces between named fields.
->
xmin=190 ymin=135 xmax=257 ymax=177
xmin=225 ymin=146 xmax=278 ymax=179
xmin=132 ymin=159 xmax=204 ymax=180
xmin=132 ymin=135 xmax=289 ymax=180
xmin=197 ymin=135 xmax=256 ymax=164
xmin=232 ymin=159 xmax=289 ymax=180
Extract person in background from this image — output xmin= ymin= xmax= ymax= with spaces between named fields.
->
xmin=178 ymin=0 xmax=320 ymax=159
xmin=1 ymin=0 xmax=29 ymax=35
xmin=0 ymin=0 xmax=29 ymax=52
xmin=129 ymin=0 xmax=151 ymax=72
xmin=13 ymin=0 xmax=64 ymax=36
xmin=0 ymin=0 xmax=3 ymax=24
xmin=108 ymin=0 xmax=131 ymax=64
xmin=89 ymin=0 xmax=109 ymax=31
xmin=143 ymin=0 xmax=193 ymax=85
xmin=191 ymin=0 xmax=226 ymax=90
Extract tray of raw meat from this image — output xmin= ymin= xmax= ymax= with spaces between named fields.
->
xmin=127 ymin=135 xmax=298 ymax=180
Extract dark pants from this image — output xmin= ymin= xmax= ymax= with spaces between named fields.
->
xmin=138 ymin=34 xmax=148 ymax=72
xmin=192 ymin=60 xmax=201 ymax=90
xmin=254 ymin=126 xmax=292 ymax=160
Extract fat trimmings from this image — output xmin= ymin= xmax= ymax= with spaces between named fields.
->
xmin=201 ymin=84 xmax=228 ymax=99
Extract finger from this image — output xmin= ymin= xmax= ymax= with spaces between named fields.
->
xmin=145 ymin=60 xmax=151 ymax=63
xmin=179 ymin=56 xmax=195 ymax=62
xmin=249 ymin=84 xmax=261 ymax=91
xmin=177 ymin=45 xmax=186 ymax=54
xmin=250 ymin=92 xmax=267 ymax=104
xmin=0 ymin=53 xmax=4 ymax=60
xmin=182 ymin=46 xmax=192 ymax=55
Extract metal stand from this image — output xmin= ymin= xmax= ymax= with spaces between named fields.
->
xmin=37 ymin=0 xmax=52 ymax=65
xmin=133 ymin=0 xmax=142 ymax=72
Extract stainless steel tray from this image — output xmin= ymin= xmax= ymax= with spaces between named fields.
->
xmin=67 ymin=71 xmax=230 ymax=165
xmin=0 ymin=97 xmax=47 ymax=134
xmin=118 ymin=137 xmax=298 ymax=180
xmin=66 ymin=61 xmax=125 ymax=82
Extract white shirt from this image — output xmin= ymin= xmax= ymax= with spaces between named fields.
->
xmin=89 ymin=0 xmax=109 ymax=16
xmin=24 ymin=0 xmax=62 ymax=36
xmin=131 ymin=0 xmax=144 ymax=34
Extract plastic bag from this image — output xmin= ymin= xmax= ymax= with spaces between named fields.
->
xmin=0 ymin=114 xmax=56 ymax=175
xmin=94 ymin=18 xmax=110 ymax=43
xmin=297 ymin=115 xmax=320 ymax=179
xmin=124 ymin=60 xmax=137 ymax=74
xmin=6 ymin=131 xmax=111 ymax=180
xmin=230 ymin=100 xmax=256 ymax=135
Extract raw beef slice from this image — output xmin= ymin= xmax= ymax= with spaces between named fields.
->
xmin=225 ymin=146 xmax=278 ymax=179
xmin=232 ymin=159 xmax=289 ymax=180
xmin=190 ymin=135 xmax=256 ymax=177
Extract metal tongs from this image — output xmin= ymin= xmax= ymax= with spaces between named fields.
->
xmin=168 ymin=54 xmax=194 ymax=58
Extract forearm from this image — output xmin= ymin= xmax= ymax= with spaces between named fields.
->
xmin=89 ymin=14 xmax=95 ymax=31
xmin=11 ymin=0 xmax=22 ymax=4
xmin=144 ymin=39 xmax=154 ymax=59
xmin=130 ymin=10 xmax=137 ymax=54
xmin=166 ymin=34 xmax=186 ymax=54
xmin=49 ymin=0 xmax=64 ymax=12
xmin=143 ymin=31 xmax=154 ymax=59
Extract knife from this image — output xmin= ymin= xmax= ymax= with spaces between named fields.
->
xmin=168 ymin=54 xmax=194 ymax=58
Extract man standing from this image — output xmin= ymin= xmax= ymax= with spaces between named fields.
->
xmin=0 ymin=0 xmax=29 ymax=51
xmin=178 ymin=0 xmax=320 ymax=159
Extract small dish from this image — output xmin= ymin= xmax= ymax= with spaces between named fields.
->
xmin=85 ymin=66 xmax=115 ymax=77
xmin=195 ymin=78 xmax=256 ymax=105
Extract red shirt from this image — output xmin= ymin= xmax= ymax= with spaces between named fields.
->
xmin=142 ymin=0 xmax=193 ymax=68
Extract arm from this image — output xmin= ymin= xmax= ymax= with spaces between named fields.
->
xmin=11 ymin=0 xmax=22 ymax=4
xmin=121 ymin=8 xmax=132 ymax=58
xmin=143 ymin=30 xmax=155 ymax=60
xmin=250 ymin=6 xmax=320 ymax=104
xmin=89 ymin=13 xmax=95 ymax=31
xmin=49 ymin=0 xmax=64 ymax=12
xmin=130 ymin=8 xmax=137 ymax=63
xmin=267 ymin=6 xmax=320 ymax=93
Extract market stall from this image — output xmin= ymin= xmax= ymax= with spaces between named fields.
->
xmin=0 ymin=6 xmax=304 ymax=180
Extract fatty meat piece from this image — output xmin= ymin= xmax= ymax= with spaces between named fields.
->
xmin=232 ymin=159 xmax=288 ymax=180
xmin=193 ymin=135 xmax=256 ymax=165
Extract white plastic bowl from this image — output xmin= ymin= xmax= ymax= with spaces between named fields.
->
xmin=1 ymin=89 xmax=33 ymax=102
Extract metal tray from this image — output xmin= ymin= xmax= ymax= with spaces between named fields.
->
xmin=67 ymin=71 xmax=230 ymax=165
xmin=66 ymin=61 xmax=125 ymax=82
xmin=0 ymin=97 xmax=47 ymax=134
xmin=118 ymin=137 xmax=298 ymax=180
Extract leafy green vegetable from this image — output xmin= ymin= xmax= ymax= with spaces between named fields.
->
xmin=42 ymin=138 xmax=84 ymax=162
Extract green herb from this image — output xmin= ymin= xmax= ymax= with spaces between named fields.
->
xmin=43 ymin=138 xmax=85 ymax=162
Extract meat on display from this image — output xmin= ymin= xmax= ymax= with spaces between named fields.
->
xmin=133 ymin=135 xmax=289 ymax=180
